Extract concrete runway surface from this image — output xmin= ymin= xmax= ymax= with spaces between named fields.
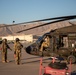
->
xmin=0 ymin=42 xmax=76 ymax=75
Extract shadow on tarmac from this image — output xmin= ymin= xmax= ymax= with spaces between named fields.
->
xmin=22 ymin=56 xmax=40 ymax=60
xmin=22 ymin=59 xmax=40 ymax=64
xmin=71 ymin=71 xmax=76 ymax=75
xmin=22 ymin=57 xmax=51 ymax=64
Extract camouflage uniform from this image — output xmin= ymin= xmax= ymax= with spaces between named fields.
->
xmin=1 ymin=39 xmax=12 ymax=63
xmin=14 ymin=38 xmax=23 ymax=65
xmin=40 ymin=36 xmax=50 ymax=52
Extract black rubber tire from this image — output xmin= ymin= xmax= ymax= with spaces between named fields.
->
xmin=67 ymin=55 xmax=76 ymax=64
xmin=43 ymin=73 xmax=51 ymax=75
xmin=39 ymin=51 xmax=43 ymax=56
xmin=48 ymin=62 xmax=67 ymax=69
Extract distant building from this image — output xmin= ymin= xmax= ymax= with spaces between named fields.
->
xmin=2 ymin=34 xmax=33 ymax=42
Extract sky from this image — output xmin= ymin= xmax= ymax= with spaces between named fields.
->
xmin=0 ymin=0 xmax=76 ymax=24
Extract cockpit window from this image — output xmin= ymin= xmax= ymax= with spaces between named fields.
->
xmin=36 ymin=36 xmax=44 ymax=43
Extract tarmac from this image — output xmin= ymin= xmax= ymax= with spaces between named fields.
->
xmin=0 ymin=42 xmax=76 ymax=75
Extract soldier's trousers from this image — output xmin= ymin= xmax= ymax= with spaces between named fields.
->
xmin=2 ymin=51 xmax=7 ymax=62
xmin=15 ymin=51 xmax=21 ymax=64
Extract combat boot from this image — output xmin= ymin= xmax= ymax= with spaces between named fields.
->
xmin=2 ymin=61 xmax=6 ymax=63
xmin=6 ymin=60 xmax=9 ymax=63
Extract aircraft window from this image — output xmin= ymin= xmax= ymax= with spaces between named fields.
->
xmin=56 ymin=38 xmax=59 ymax=48
xmin=58 ymin=35 xmax=69 ymax=48
xmin=63 ymin=37 xmax=68 ymax=48
xmin=36 ymin=36 xmax=44 ymax=43
xmin=37 ymin=37 xmax=42 ymax=41
xmin=36 ymin=34 xmax=50 ymax=43
xmin=68 ymin=36 xmax=76 ymax=49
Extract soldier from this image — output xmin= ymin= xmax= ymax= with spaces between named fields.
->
xmin=40 ymin=35 xmax=51 ymax=52
xmin=14 ymin=38 xmax=23 ymax=65
xmin=1 ymin=38 xmax=12 ymax=63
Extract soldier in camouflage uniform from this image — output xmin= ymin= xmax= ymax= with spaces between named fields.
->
xmin=14 ymin=38 xmax=23 ymax=65
xmin=40 ymin=35 xmax=51 ymax=52
xmin=1 ymin=39 xmax=12 ymax=63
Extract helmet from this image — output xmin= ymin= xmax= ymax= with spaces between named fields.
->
xmin=15 ymin=38 xmax=20 ymax=42
xmin=3 ymin=38 xmax=7 ymax=43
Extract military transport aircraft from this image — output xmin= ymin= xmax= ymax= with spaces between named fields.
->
xmin=18 ymin=15 xmax=76 ymax=63
xmin=0 ymin=15 xmax=76 ymax=63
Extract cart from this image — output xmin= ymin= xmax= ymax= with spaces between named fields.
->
xmin=39 ymin=57 xmax=72 ymax=75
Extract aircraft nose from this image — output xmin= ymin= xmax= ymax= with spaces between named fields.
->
xmin=25 ymin=46 xmax=31 ymax=54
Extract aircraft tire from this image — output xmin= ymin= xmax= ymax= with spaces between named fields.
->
xmin=43 ymin=73 xmax=51 ymax=75
xmin=67 ymin=55 xmax=76 ymax=64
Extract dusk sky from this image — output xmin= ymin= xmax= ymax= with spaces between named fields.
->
xmin=0 ymin=0 xmax=76 ymax=24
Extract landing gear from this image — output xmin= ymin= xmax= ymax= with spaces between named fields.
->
xmin=67 ymin=55 xmax=76 ymax=64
